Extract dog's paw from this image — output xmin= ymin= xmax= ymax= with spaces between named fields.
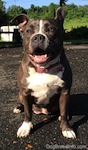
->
xmin=17 ymin=121 xmax=33 ymax=138
xmin=62 ymin=129 xmax=76 ymax=139
xmin=13 ymin=105 xmax=24 ymax=114
xmin=13 ymin=107 xmax=21 ymax=114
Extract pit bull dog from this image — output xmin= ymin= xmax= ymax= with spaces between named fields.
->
xmin=12 ymin=6 xmax=76 ymax=139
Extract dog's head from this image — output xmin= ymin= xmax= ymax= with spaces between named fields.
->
xmin=12 ymin=7 xmax=64 ymax=66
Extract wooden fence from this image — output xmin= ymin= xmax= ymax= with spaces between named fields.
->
xmin=0 ymin=29 xmax=21 ymax=42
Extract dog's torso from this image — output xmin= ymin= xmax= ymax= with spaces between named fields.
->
xmin=20 ymin=55 xmax=65 ymax=105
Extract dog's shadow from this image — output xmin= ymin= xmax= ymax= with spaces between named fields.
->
xmin=69 ymin=93 xmax=88 ymax=135
xmin=31 ymin=93 xmax=88 ymax=136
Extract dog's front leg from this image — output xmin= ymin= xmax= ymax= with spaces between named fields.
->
xmin=59 ymin=89 xmax=76 ymax=139
xmin=17 ymin=93 xmax=33 ymax=138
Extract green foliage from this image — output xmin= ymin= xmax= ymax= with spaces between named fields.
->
xmin=1 ymin=2 xmax=88 ymax=27
xmin=27 ymin=4 xmax=46 ymax=19
xmin=27 ymin=3 xmax=55 ymax=19
xmin=63 ymin=4 xmax=88 ymax=21
xmin=0 ymin=0 xmax=8 ymax=26
xmin=0 ymin=0 xmax=5 ymax=11
xmin=7 ymin=5 xmax=27 ymax=20
xmin=44 ymin=3 xmax=55 ymax=19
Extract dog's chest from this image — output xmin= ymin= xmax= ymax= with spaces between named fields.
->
xmin=26 ymin=64 xmax=64 ymax=105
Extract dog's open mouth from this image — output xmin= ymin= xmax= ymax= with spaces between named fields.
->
xmin=29 ymin=48 xmax=49 ymax=64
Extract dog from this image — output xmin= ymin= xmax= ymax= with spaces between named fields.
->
xmin=12 ymin=5 xmax=76 ymax=139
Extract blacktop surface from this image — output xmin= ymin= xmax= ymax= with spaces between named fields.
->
xmin=0 ymin=45 xmax=88 ymax=150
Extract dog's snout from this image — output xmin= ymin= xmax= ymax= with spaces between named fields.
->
xmin=33 ymin=34 xmax=45 ymax=43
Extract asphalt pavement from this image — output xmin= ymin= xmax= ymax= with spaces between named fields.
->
xmin=0 ymin=45 xmax=88 ymax=150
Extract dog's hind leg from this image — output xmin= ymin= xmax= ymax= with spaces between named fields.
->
xmin=13 ymin=104 xmax=24 ymax=114
xmin=33 ymin=104 xmax=49 ymax=115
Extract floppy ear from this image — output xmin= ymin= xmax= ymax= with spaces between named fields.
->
xmin=55 ymin=7 xmax=64 ymax=23
xmin=11 ymin=14 xmax=29 ymax=32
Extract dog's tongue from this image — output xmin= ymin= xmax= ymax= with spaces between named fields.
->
xmin=37 ymin=67 xmax=45 ymax=73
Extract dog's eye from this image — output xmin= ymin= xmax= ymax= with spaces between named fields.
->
xmin=26 ymin=29 xmax=30 ymax=33
xmin=48 ymin=26 xmax=56 ymax=32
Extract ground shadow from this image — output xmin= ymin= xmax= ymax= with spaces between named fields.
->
xmin=31 ymin=115 xmax=58 ymax=134
xmin=69 ymin=93 xmax=88 ymax=116
xmin=69 ymin=93 xmax=88 ymax=135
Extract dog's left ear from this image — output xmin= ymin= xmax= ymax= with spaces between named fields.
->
xmin=55 ymin=7 xmax=64 ymax=23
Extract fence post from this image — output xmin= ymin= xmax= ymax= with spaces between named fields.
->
xmin=13 ymin=29 xmax=21 ymax=43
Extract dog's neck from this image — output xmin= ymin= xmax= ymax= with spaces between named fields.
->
xmin=37 ymin=55 xmax=60 ymax=73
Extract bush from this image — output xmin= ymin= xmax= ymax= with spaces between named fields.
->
xmin=64 ymin=26 xmax=88 ymax=40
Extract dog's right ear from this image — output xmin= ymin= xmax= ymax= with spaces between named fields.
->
xmin=55 ymin=7 xmax=64 ymax=24
xmin=11 ymin=14 xmax=29 ymax=32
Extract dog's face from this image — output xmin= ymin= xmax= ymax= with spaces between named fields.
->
xmin=12 ymin=7 xmax=64 ymax=65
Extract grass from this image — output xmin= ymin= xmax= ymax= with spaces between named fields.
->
xmin=64 ymin=39 xmax=88 ymax=45
xmin=64 ymin=17 xmax=88 ymax=29
xmin=63 ymin=17 xmax=88 ymax=44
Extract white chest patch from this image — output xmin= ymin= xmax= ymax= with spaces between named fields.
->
xmin=26 ymin=62 xmax=64 ymax=105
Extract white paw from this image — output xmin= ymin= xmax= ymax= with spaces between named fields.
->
xmin=17 ymin=121 xmax=33 ymax=138
xmin=13 ymin=107 xmax=21 ymax=114
xmin=62 ymin=129 xmax=76 ymax=139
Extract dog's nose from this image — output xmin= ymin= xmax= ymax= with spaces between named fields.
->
xmin=33 ymin=34 xmax=45 ymax=43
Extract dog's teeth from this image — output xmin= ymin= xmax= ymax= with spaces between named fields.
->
xmin=35 ymin=56 xmax=38 ymax=59
xmin=45 ymin=54 xmax=47 ymax=58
